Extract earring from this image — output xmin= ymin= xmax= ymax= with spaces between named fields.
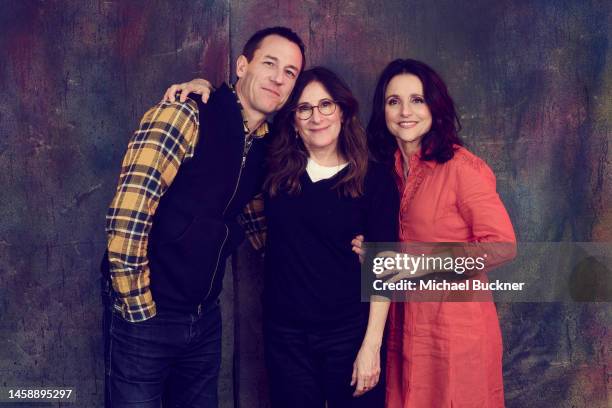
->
xmin=294 ymin=129 xmax=299 ymax=139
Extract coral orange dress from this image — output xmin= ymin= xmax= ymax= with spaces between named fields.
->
xmin=386 ymin=147 xmax=516 ymax=408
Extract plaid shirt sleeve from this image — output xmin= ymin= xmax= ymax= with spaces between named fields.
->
xmin=105 ymin=99 xmax=199 ymax=322
xmin=237 ymin=193 xmax=266 ymax=251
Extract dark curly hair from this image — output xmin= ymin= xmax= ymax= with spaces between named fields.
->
xmin=367 ymin=59 xmax=463 ymax=166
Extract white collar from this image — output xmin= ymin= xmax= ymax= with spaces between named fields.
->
xmin=306 ymin=158 xmax=349 ymax=182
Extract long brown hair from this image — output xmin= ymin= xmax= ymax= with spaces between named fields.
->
xmin=265 ymin=67 xmax=368 ymax=197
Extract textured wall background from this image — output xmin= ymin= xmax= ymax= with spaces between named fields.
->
xmin=0 ymin=0 xmax=609 ymax=407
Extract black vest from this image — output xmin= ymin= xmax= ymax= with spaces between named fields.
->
xmin=140 ymin=84 xmax=268 ymax=311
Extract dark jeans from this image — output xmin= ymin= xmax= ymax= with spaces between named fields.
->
xmin=264 ymin=315 xmax=385 ymax=408
xmin=102 ymin=280 xmax=221 ymax=408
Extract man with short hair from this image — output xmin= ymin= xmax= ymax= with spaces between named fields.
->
xmin=102 ymin=26 xmax=305 ymax=407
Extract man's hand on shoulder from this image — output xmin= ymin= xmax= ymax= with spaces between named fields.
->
xmin=162 ymin=78 xmax=214 ymax=103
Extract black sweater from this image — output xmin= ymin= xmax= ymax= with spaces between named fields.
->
xmin=263 ymin=161 xmax=399 ymax=326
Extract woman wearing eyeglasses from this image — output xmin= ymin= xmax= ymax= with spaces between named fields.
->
xmin=163 ymin=67 xmax=398 ymax=408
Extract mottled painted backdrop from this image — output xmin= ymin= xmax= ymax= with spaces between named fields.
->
xmin=1 ymin=1 xmax=609 ymax=407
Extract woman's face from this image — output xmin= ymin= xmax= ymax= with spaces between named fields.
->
xmin=384 ymin=74 xmax=432 ymax=149
xmin=294 ymin=81 xmax=343 ymax=155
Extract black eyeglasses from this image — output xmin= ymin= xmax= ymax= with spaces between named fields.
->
xmin=294 ymin=99 xmax=338 ymax=120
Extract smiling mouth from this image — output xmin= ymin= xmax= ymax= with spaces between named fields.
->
xmin=262 ymin=87 xmax=280 ymax=97
xmin=308 ymin=125 xmax=331 ymax=132
xmin=398 ymin=121 xmax=418 ymax=128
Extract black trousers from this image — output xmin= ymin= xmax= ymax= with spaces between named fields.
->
xmin=264 ymin=315 xmax=385 ymax=408
xmin=102 ymin=280 xmax=222 ymax=408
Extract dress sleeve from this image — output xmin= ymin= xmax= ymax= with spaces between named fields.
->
xmin=455 ymin=154 xmax=516 ymax=270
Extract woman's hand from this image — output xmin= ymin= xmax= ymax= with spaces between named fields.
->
xmin=162 ymin=78 xmax=214 ymax=103
xmin=352 ymin=236 xmax=430 ymax=279
xmin=351 ymin=234 xmax=365 ymax=263
xmin=351 ymin=342 xmax=381 ymax=397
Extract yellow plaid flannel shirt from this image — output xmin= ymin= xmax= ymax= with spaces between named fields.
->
xmin=106 ymin=92 xmax=268 ymax=322
xmin=237 ymin=193 xmax=267 ymax=251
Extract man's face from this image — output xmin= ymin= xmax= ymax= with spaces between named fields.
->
xmin=236 ymin=35 xmax=303 ymax=117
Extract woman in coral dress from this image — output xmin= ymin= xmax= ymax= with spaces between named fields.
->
xmin=364 ymin=59 xmax=516 ymax=407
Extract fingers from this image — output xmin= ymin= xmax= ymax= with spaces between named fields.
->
xmin=162 ymin=84 xmax=179 ymax=102
xmin=161 ymin=81 xmax=213 ymax=104
xmin=351 ymin=235 xmax=366 ymax=258
xmin=351 ymin=235 xmax=364 ymax=249
xmin=180 ymin=84 xmax=212 ymax=103
xmin=352 ymin=374 xmax=379 ymax=397
xmin=353 ymin=376 xmax=366 ymax=397
xmin=201 ymin=91 xmax=210 ymax=103
xmin=179 ymin=83 xmax=192 ymax=102
xmin=352 ymin=373 xmax=363 ymax=397
xmin=162 ymin=84 xmax=191 ymax=103
xmin=352 ymin=368 xmax=380 ymax=397
xmin=350 ymin=363 xmax=357 ymax=387
xmin=352 ymin=347 xmax=381 ymax=397
xmin=178 ymin=89 xmax=187 ymax=102
xmin=181 ymin=79 xmax=212 ymax=102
